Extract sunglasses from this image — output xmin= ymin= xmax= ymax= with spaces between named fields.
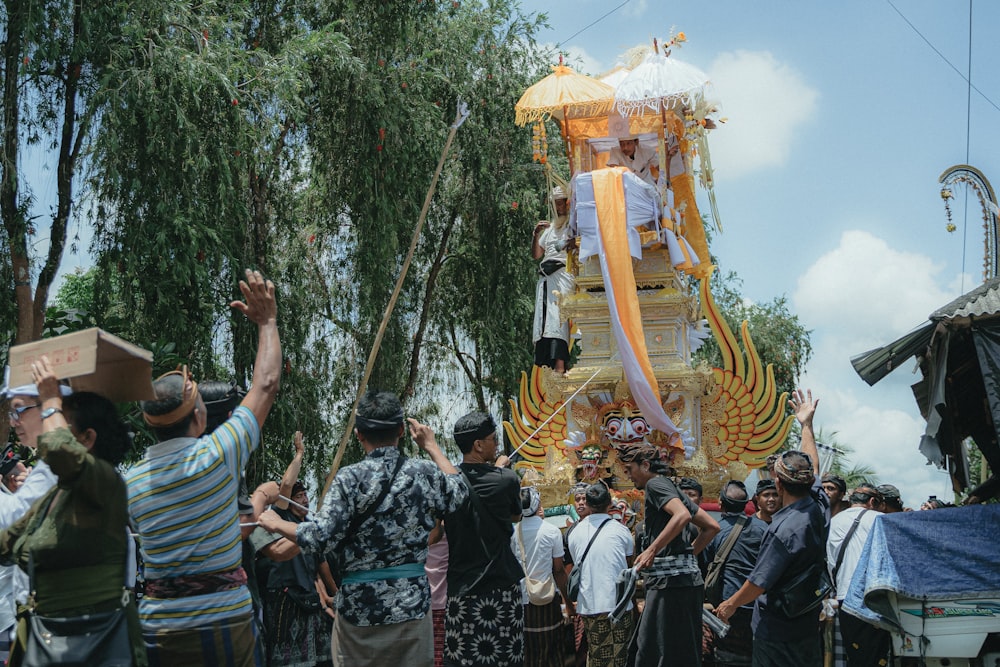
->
xmin=8 ymin=403 xmax=40 ymax=423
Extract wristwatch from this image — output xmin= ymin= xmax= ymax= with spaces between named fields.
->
xmin=40 ymin=407 xmax=63 ymax=420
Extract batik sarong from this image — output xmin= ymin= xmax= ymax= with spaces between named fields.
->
xmin=581 ymin=609 xmax=635 ymax=667
xmin=331 ymin=612 xmax=432 ymax=667
xmin=263 ymin=588 xmax=332 ymax=667
xmin=523 ymin=599 xmax=564 ymax=667
xmin=444 ymin=584 xmax=524 ymax=666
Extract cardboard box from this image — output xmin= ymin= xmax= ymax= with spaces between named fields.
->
xmin=8 ymin=328 xmax=155 ymax=402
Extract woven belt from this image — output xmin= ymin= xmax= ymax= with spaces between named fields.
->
xmin=144 ymin=567 xmax=248 ymax=599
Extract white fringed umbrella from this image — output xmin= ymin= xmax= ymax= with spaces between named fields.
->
xmin=613 ymin=51 xmax=710 ymax=117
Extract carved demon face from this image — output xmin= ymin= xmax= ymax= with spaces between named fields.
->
xmin=600 ymin=403 xmax=650 ymax=445
xmin=576 ymin=443 xmax=608 ymax=482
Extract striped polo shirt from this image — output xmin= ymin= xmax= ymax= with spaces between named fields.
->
xmin=126 ymin=406 xmax=260 ymax=631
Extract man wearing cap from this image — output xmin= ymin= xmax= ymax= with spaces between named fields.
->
xmin=876 ymin=484 xmax=904 ymax=513
xmin=821 ymin=473 xmax=850 ymax=517
xmin=827 ymin=484 xmax=888 ymax=667
xmin=2 ymin=380 xmax=71 ymax=524
xmin=715 ymin=389 xmax=830 ymax=666
xmin=259 ymin=390 xmax=467 ymax=667
xmin=566 ymin=483 xmax=635 ymax=667
xmin=443 ymin=410 xmax=525 ymax=667
xmin=532 ymin=184 xmax=575 ymax=373
xmin=619 ymin=444 xmax=720 ymax=667
xmin=753 ymin=479 xmax=781 ymax=524
xmin=1 ymin=379 xmax=75 ymax=662
xmin=703 ymin=480 xmax=768 ymax=666
xmin=126 ymin=269 xmax=281 ymax=666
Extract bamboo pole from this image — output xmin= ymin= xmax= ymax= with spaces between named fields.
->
xmin=319 ymin=102 xmax=470 ymax=507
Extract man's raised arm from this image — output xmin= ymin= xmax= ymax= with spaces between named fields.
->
xmin=790 ymin=388 xmax=820 ymax=476
xmin=230 ymin=269 xmax=281 ymax=427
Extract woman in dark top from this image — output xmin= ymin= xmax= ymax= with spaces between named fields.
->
xmin=0 ymin=356 xmax=144 ymax=666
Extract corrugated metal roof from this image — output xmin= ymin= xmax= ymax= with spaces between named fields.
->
xmin=931 ymin=275 xmax=1000 ymax=320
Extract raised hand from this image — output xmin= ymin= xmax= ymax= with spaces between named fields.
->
xmin=230 ymin=269 xmax=277 ymax=325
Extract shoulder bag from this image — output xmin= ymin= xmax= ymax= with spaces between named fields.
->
xmin=516 ymin=524 xmax=556 ymax=605
xmin=703 ymin=514 xmax=749 ymax=606
xmin=23 ymin=494 xmax=136 ymax=666
xmin=830 ymin=509 xmax=869 ymax=598
xmin=567 ymin=518 xmax=612 ymax=603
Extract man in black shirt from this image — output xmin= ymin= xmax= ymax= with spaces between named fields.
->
xmin=715 ymin=389 xmax=830 ymax=667
xmin=703 ymin=480 xmax=768 ymax=666
xmin=444 ymin=411 xmax=524 ymax=667
xmin=619 ymin=444 xmax=720 ymax=666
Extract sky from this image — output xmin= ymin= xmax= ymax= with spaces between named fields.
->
xmin=518 ymin=0 xmax=1000 ymax=507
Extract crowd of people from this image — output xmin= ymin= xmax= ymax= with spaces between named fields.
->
xmin=0 ymin=268 xmax=971 ymax=667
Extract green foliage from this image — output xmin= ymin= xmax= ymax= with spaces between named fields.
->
xmin=72 ymin=0 xmax=552 ymax=489
xmin=695 ymin=269 xmax=813 ymax=399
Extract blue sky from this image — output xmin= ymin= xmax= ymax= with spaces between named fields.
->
xmin=519 ymin=0 xmax=1000 ymax=505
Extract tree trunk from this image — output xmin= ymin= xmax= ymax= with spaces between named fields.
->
xmin=2 ymin=0 xmax=33 ymax=344
xmin=401 ymin=209 xmax=458 ymax=403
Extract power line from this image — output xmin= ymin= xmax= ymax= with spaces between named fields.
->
xmin=557 ymin=0 xmax=632 ymax=48
xmin=886 ymin=0 xmax=1000 ymax=115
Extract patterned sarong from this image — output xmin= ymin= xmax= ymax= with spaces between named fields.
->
xmin=581 ymin=609 xmax=635 ymax=667
xmin=433 ymin=608 xmax=446 ymax=667
xmin=143 ymin=613 xmax=259 ymax=667
xmin=444 ymin=584 xmax=524 ymax=666
xmin=523 ymin=599 xmax=564 ymax=667
xmin=263 ymin=588 xmax=332 ymax=667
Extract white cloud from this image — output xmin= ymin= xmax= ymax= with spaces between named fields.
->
xmin=706 ymin=50 xmax=819 ymax=179
xmin=793 ymin=230 xmax=962 ymax=508
xmin=794 ymin=230 xmax=956 ymax=350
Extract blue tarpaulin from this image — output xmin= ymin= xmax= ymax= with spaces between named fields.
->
xmin=843 ymin=505 xmax=1000 ymax=631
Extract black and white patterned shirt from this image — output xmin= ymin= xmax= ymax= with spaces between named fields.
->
xmin=297 ymin=446 xmax=467 ymax=626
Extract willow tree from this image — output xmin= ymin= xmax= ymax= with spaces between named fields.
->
xmin=1 ymin=0 xmax=127 ymax=345
xmin=301 ymin=0 xmax=552 ymax=460
xmin=82 ymin=0 xmax=555 ymax=481
xmin=87 ymin=0 xmax=355 ymax=479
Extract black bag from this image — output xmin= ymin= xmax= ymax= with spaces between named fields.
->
xmin=24 ymin=606 xmax=132 ymax=667
xmin=567 ymin=518 xmax=612 ymax=603
xmin=703 ymin=515 xmax=749 ymax=606
xmin=22 ymin=505 xmax=134 ymax=667
xmin=283 ymin=587 xmax=322 ymax=613
xmin=767 ymin=560 xmax=833 ymax=619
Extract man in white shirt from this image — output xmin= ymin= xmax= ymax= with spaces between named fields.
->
xmin=826 ymin=484 xmax=889 ymax=667
xmin=512 ymin=487 xmax=573 ymax=667
xmin=567 ymin=483 xmax=634 ymax=667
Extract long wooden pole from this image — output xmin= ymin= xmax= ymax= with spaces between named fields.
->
xmin=319 ymin=103 xmax=470 ymax=507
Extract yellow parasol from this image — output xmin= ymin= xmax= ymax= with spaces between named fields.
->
xmin=514 ymin=62 xmax=615 ymax=126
